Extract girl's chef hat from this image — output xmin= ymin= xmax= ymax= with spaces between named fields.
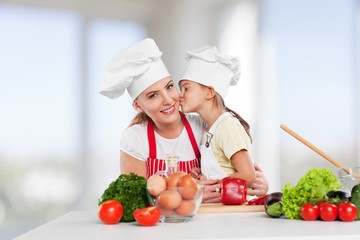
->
xmin=180 ymin=45 xmax=241 ymax=98
xmin=100 ymin=38 xmax=170 ymax=100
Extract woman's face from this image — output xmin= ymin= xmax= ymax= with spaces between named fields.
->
xmin=178 ymin=80 xmax=208 ymax=113
xmin=134 ymin=76 xmax=180 ymax=125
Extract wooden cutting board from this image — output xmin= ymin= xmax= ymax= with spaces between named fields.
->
xmin=198 ymin=203 xmax=265 ymax=213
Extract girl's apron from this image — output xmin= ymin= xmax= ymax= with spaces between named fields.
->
xmin=146 ymin=112 xmax=201 ymax=178
xmin=200 ymin=112 xmax=232 ymax=180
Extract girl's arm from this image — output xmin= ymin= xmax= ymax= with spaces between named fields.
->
xmin=120 ymin=150 xmax=147 ymax=178
xmin=229 ymin=149 xmax=256 ymax=186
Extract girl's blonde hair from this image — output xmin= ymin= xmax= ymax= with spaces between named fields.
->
xmin=215 ymin=94 xmax=252 ymax=143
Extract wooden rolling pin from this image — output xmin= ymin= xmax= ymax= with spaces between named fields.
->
xmin=280 ymin=124 xmax=352 ymax=175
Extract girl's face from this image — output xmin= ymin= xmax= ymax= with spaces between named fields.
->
xmin=134 ymin=76 xmax=180 ymax=125
xmin=178 ymin=80 xmax=208 ymax=113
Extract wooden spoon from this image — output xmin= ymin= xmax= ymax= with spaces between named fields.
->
xmin=280 ymin=124 xmax=353 ymax=175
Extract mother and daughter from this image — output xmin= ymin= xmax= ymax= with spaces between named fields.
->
xmin=100 ymin=38 xmax=268 ymax=202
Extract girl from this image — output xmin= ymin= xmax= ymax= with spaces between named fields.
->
xmin=178 ymin=45 xmax=256 ymax=186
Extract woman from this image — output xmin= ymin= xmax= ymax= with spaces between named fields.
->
xmin=100 ymin=38 xmax=268 ymax=202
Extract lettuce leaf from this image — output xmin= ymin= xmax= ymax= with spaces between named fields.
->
xmin=281 ymin=168 xmax=341 ymax=219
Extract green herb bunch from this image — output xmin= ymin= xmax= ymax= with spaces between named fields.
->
xmin=99 ymin=173 xmax=148 ymax=222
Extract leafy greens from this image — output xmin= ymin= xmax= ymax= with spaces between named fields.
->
xmin=281 ymin=168 xmax=341 ymax=219
xmin=99 ymin=173 xmax=148 ymax=222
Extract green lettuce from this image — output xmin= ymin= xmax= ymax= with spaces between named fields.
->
xmin=282 ymin=168 xmax=341 ymax=219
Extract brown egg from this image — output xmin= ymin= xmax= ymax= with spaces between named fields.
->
xmin=177 ymin=175 xmax=197 ymax=199
xmin=175 ymin=199 xmax=196 ymax=216
xmin=147 ymin=174 xmax=167 ymax=197
xmin=158 ymin=207 xmax=174 ymax=217
xmin=156 ymin=189 xmax=182 ymax=210
xmin=167 ymin=171 xmax=187 ymax=188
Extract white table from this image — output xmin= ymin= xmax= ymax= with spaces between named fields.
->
xmin=13 ymin=211 xmax=360 ymax=240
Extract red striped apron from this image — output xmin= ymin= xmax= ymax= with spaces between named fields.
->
xmin=146 ymin=112 xmax=201 ymax=178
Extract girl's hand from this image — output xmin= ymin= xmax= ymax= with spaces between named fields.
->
xmin=247 ymin=164 xmax=269 ymax=197
xmin=190 ymin=167 xmax=202 ymax=180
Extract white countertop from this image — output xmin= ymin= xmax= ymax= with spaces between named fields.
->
xmin=13 ymin=210 xmax=360 ymax=240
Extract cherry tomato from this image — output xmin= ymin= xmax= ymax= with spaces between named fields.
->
xmin=133 ymin=206 xmax=161 ymax=226
xmin=301 ymin=203 xmax=319 ymax=221
xmin=98 ymin=200 xmax=123 ymax=224
xmin=338 ymin=202 xmax=358 ymax=222
xmin=316 ymin=200 xmax=326 ymax=208
xmin=319 ymin=202 xmax=338 ymax=221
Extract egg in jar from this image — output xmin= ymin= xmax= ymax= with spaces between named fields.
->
xmin=156 ymin=189 xmax=182 ymax=210
xmin=177 ymin=174 xmax=198 ymax=199
xmin=167 ymin=171 xmax=187 ymax=188
xmin=175 ymin=199 xmax=196 ymax=216
xmin=147 ymin=174 xmax=167 ymax=197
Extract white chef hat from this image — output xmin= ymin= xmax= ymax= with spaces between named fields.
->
xmin=100 ymin=38 xmax=170 ymax=100
xmin=180 ymin=45 xmax=241 ymax=98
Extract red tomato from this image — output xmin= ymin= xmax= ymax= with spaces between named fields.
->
xmin=301 ymin=203 xmax=319 ymax=221
xmin=338 ymin=203 xmax=358 ymax=222
xmin=247 ymin=194 xmax=269 ymax=205
xmin=133 ymin=206 xmax=161 ymax=226
xmin=316 ymin=200 xmax=326 ymax=208
xmin=319 ymin=202 xmax=338 ymax=221
xmin=98 ymin=200 xmax=123 ymax=224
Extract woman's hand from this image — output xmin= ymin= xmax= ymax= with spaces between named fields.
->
xmin=247 ymin=164 xmax=269 ymax=197
xmin=198 ymin=179 xmax=221 ymax=203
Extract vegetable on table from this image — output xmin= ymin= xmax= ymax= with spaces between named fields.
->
xmin=281 ymin=168 xmax=341 ymax=220
xmin=248 ymin=194 xmax=269 ymax=205
xmin=301 ymin=203 xmax=319 ymax=221
xmin=99 ymin=173 xmax=148 ymax=222
xmin=338 ymin=202 xmax=358 ymax=222
xmin=265 ymin=192 xmax=283 ymax=218
xmin=350 ymin=184 xmax=360 ymax=220
xmin=220 ymin=177 xmax=247 ymax=205
xmin=326 ymin=190 xmax=349 ymax=203
xmin=133 ymin=206 xmax=161 ymax=226
xmin=98 ymin=200 xmax=123 ymax=224
xmin=319 ymin=202 xmax=338 ymax=221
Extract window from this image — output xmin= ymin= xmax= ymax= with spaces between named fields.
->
xmin=0 ymin=4 xmax=145 ymax=238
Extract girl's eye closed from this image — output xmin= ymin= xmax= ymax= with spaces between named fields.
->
xmin=179 ymin=85 xmax=187 ymax=92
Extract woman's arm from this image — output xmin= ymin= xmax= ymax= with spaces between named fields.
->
xmin=247 ymin=164 xmax=269 ymax=196
xmin=120 ymin=151 xmax=147 ymax=178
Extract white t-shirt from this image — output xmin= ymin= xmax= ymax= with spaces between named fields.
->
xmin=120 ymin=113 xmax=205 ymax=161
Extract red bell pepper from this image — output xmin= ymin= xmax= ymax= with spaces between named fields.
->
xmin=220 ymin=177 xmax=247 ymax=205
xmin=247 ymin=194 xmax=269 ymax=205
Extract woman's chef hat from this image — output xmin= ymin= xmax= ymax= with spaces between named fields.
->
xmin=180 ymin=45 xmax=241 ymax=98
xmin=100 ymin=38 xmax=170 ymax=100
